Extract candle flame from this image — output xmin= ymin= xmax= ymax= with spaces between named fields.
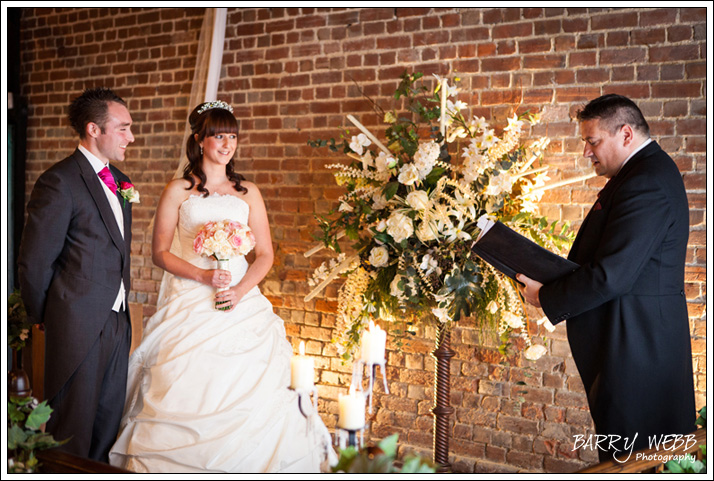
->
xmin=299 ymin=341 xmax=305 ymax=356
xmin=369 ymin=320 xmax=375 ymax=331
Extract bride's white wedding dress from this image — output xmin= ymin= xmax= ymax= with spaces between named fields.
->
xmin=109 ymin=193 xmax=334 ymax=473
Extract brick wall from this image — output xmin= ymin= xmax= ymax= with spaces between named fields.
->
xmin=17 ymin=7 xmax=706 ymax=473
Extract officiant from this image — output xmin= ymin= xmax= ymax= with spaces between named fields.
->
xmin=516 ymin=94 xmax=696 ymax=461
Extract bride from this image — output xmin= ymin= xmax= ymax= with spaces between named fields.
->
xmin=109 ymin=101 xmax=334 ymax=473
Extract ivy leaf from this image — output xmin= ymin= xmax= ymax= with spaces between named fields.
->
xmin=25 ymin=400 xmax=53 ymax=430
xmin=423 ymin=167 xmax=445 ymax=185
xmin=382 ymin=182 xmax=399 ymax=201
xmin=443 ymin=267 xmax=483 ymax=321
xmin=332 ymin=445 xmax=359 ymax=473
xmin=7 ymin=424 xmax=28 ymax=450
xmin=7 ymin=401 xmax=26 ymax=424
xmin=377 ymin=433 xmax=399 ymax=458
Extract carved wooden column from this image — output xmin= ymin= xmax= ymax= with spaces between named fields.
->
xmin=431 ymin=323 xmax=454 ymax=471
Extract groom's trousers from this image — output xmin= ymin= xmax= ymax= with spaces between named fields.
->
xmin=46 ymin=309 xmax=131 ymax=463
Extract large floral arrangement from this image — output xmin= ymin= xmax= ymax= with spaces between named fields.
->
xmin=193 ymin=219 xmax=256 ymax=260
xmin=306 ymin=72 xmax=573 ymax=361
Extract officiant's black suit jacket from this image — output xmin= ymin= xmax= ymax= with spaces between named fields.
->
xmin=539 ymin=141 xmax=696 ymax=458
xmin=18 ymin=149 xmax=132 ymax=458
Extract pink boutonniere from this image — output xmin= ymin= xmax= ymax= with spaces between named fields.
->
xmin=117 ymin=182 xmax=140 ymax=206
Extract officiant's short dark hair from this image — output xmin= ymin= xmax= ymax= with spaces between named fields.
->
xmin=69 ymin=87 xmax=127 ymax=139
xmin=577 ymin=94 xmax=650 ymax=137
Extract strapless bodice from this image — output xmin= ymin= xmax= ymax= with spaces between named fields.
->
xmin=177 ymin=193 xmax=251 ymax=281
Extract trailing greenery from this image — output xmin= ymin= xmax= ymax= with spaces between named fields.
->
xmin=7 ymin=396 xmax=67 ymax=473
xmin=662 ymin=406 xmax=707 ymax=474
xmin=332 ymin=433 xmax=437 ymax=473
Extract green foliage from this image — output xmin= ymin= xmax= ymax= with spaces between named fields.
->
xmin=696 ymin=405 xmax=706 ymax=427
xmin=8 ymin=289 xmax=33 ymax=351
xmin=7 ymin=396 xmax=68 ymax=473
xmin=332 ymin=433 xmax=437 ymax=473
xmin=662 ymin=448 xmax=706 ymax=474
xmin=662 ymin=406 xmax=707 ymax=474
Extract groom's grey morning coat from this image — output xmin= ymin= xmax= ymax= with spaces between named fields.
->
xmin=18 ymin=149 xmax=132 ymax=403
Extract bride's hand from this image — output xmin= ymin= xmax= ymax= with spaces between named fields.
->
xmin=214 ymin=286 xmax=245 ymax=312
xmin=204 ymin=269 xmax=232 ymax=289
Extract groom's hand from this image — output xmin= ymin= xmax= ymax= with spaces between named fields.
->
xmin=516 ymin=274 xmax=542 ymax=308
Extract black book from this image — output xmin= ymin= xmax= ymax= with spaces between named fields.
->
xmin=471 ymin=219 xmax=578 ymax=285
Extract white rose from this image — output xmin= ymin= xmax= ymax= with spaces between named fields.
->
xmin=390 ymin=276 xmax=404 ymax=297
xmin=406 ymin=190 xmax=430 ymax=211
xmin=368 ymin=246 xmax=389 ymax=268
xmin=386 ymin=212 xmax=414 ymax=243
xmin=397 ymin=164 xmax=420 ymax=186
xmin=416 ymin=222 xmax=437 ymax=242
xmin=374 ymin=219 xmax=388 ymax=232
xmin=502 ymin=311 xmax=524 ymax=329
xmin=524 ymin=344 xmax=547 ymax=361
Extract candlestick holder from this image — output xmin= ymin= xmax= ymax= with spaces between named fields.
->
xmin=351 ymin=359 xmax=389 ymax=413
xmin=288 ymin=386 xmax=319 ymax=436
xmin=336 ymin=425 xmax=365 ymax=449
xmin=288 ymin=385 xmax=319 ymax=418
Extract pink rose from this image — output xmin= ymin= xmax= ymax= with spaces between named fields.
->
xmin=193 ymin=233 xmax=205 ymax=253
xmin=229 ymin=234 xmax=243 ymax=248
xmin=120 ymin=181 xmax=134 ymax=190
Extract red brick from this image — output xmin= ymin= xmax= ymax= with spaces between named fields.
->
xmin=482 ymin=56 xmax=520 ymax=72
xmin=599 ymin=47 xmax=647 ymax=65
xmin=650 ymin=44 xmax=701 ymax=63
xmin=591 ymin=11 xmax=638 ymax=30
xmin=652 ymin=82 xmax=703 ymax=98
xmin=493 ymin=22 xmax=533 ymax=39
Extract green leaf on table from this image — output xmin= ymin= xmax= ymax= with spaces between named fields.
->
xmin=25 ymin=401 xmax=53 ymax=430
xmin=377 ymin=433 xmax=399 ymax=458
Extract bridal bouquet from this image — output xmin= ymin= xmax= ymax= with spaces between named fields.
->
xmin=306 ymin=72 xmax=574 ymax=360
xmin=194 ymin=219 xmax=256 ymax=310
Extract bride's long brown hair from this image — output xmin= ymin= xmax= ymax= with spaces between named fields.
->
xmin=183 ymin=102 xmax=247 ymax=196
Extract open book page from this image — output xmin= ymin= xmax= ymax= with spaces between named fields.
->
xmin=472 ymin=219 xmax=578 ymax=284
xmin=476 ymin=216 xmax=495 ymax=242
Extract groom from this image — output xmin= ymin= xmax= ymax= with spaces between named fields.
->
xmin=18 ymin=87 xmax=136 ymax=462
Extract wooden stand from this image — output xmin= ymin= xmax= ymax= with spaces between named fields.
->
xmin=431 ymin=323 xmax=454 ymax=472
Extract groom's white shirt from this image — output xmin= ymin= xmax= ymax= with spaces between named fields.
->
xmin=79 ymin=145 xmax=126 ymax=312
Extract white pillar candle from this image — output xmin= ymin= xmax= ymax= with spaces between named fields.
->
xmin=338 ymin=385 xmax=366 ymax=430
xmin=439 ymin=78 xmax=448 ymax=139
xmin=360 ymin=320 xmax=386 ymax=364
xmin=290 ymin=341 xmax=314 ymax=390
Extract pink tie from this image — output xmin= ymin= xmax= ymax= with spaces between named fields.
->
xmin=98 ymin=166 xmax=117 ymax=194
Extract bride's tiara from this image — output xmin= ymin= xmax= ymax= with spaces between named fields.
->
xmin=197 ymin=100 xmax=234 ymax=115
